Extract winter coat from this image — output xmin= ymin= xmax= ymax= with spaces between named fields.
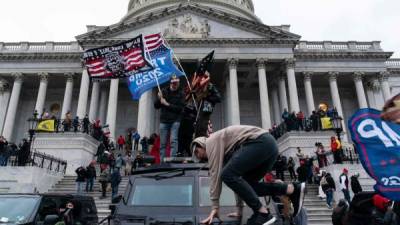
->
xmin=322 ymin=174 xmax=336 ymax=193
xmin=98 ymin=170 xmax=110 ymax=183
xmin=351 ymin=176 xmax=363 ymax=194
xmin=110 ymin=170 xmax=121 ymax=188
xmin=115 ymin=157 xmax=124 ymax=169
xmin=75 ymin=167 xmax=86 ymax=182
xmin=154 ymin=87 xmax=185 ymax=123
xmin=297 ymin=165 xmax=308 ymax=182
xmin=86 ymin=166 xmax=96 ymax=179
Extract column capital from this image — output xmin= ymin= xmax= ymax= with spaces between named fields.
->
xmin=379 ymin=71 xmax=390 ymax=81
xmin=228 ymin=58 xmax=238 ymax=69
xmin=328 ymin=71 xmax=339 ymax=81
xmin=303 ymin=72 xmax=313 ymax=81
xmin=11 ymin=72 xmax=23 ymax=82
xmin=285 ymin=58 xmax=296 ymax=69
xmin=0 ymin=79 xmax=10 ymax=93
xmin=256 ymin=58 xmax=267 ymax=69
xmin=64 ymin=73 xmax=75 ymax=82
xmin=366 ymin=77 xmax=380 ymax=91
xmin=353 ymin=72 xmax=364 ymax=82
xmin=38 ymin=72 xmax=49 ymax=81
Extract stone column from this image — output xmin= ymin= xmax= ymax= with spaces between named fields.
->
xmin=286 ymin=59 xmax=300 ymax=112
xmin=228 ymin=58 xmax=240 ymax=125
xmin=328 ymin=72 xmax=348 ymax=141
xmin=34 ymin=72 xmax=49 ymax=116
xmin=0 ymin=79 xmax=11 ymax=134
xmin=366 ymin=78 xmax=381 ymax=109
xmin=353 ymin=72 xmax=368 ymax=108
xmin=379 ymin=71 xmax=392 ymax=101
xmin=98 ymin=89 xmax=108 ymax=125
xmin=278 ymin=74 xmax=289 ymax=114
xmin=271 ymin=86 xmax=281 ymax=125
xmin=88 ymin=81 xmax=100 ymax=121
xmin=76 ymin=70 xmax=90 ymax=119
xmin=303 ymin=72 xmax=316 ymax=115
xmin=225 ymin=77 xmax=231 ymax=126
xmin=2 ymin=73 xmax=23 ymax=141
xmin=256 ymin=59 xmax=271 ymax=129
xmin=137 ymin=91 xmax=152 ymax=138
xmin=106 ymin=79 xmax=119 ymax=140
xmin=61 ymin=73 xmax=74 ymax=119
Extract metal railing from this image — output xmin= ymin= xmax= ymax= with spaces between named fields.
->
xmin=5 ymin=150 xmax=67 ymax=174
xmin=31 ymin=118 xmax=95 ymax=135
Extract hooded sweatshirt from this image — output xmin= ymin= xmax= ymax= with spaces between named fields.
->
xmin=192 ymin=125 xmax=267 ymax=209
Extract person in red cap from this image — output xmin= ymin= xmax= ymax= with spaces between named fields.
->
xmin=339 ymin=168 xmax=351 ymax=203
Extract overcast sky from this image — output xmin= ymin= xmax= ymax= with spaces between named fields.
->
xmin=0 ymin=0 xmax=398 ymax=57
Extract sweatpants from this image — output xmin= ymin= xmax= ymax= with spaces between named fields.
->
xmin=221 ymin=133 xmax=288 ymax=212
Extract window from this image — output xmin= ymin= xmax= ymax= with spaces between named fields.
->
xmin=199 ymin=177 xmax=236 ymax=207
xmin=0 ymin=196 xmax=40 ymax=224
xmin=130 ymin=177 xmax=193 ymax=206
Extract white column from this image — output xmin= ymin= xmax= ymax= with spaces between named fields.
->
xmin=271 ymin=86 xmax=281 ymax=125
xmin=328 ymin=72 xmax=348 ymax=141
xmin=34 ymin=72 xmax=49 ymax=116
xmin=76 ymin=70 xmax=90 ymax=119
xmin=303 ymin=72 xmax=316 ymax=115
xmin=0 ymin=79 xmax=11 ymax=134
xmin=106 ymin=79 xmax=119 ymax=140
xmin=228 ymin=58 xmax=240 ymax=125
xmin=98 ymin=88 xmax=108 ymax=125
xmin=379 ymin=71 xmax=392 ymax=101
xmin=88 ymin=81 xmax=100 ymax=121
xmin=353 ymin=72 xmax=368 ymax=108
xmin=61 ymin=73 xmax=74 ymax=119
xmin=286 ymin=59 xmax=300 ymax=112
xmin=278 ymin=74 xmax=289 ymax=113
xmin=256 ymin=59 xmax=271 ymax=129
xmin=2 ymin=73 xmax=23 ymax=141
xmin=225 ymin=77 xmax=231 ymax=126
xmin=137 ymin=90 xmax=152 ymax=138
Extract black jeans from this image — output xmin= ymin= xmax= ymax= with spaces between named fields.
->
xmin=221 ymin=133 xmax=288 ymax=213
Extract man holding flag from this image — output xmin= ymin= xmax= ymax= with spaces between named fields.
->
xmin=154 ymin=75 xmax=185 ymax=161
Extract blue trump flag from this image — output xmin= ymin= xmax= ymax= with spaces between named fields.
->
xmin=127 ymin=44 xmax=184 ymax=100
xmin=348 ymin=108 xmax=400 ymax=201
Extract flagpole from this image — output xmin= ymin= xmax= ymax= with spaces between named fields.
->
xmin=143 ymin=35 xmax=162 ymax=95
xmin=162 ymin=34 xmax=198 ymax=111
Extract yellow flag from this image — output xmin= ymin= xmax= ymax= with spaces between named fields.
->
xmin=321 ymin=117 xmax=333 ymax=129
xmin=36 ymin=119 xmax=55 ymax=132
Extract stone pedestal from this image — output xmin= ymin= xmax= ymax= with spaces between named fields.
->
xmin=32 ymin=133 xmax=99 ymax=175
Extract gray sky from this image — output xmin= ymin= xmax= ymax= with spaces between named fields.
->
xmin=0 ymin=0 xmax=398 ymax=57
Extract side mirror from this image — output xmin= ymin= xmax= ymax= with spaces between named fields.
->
xmin=43 ymin=215 xmax=59 ymax=225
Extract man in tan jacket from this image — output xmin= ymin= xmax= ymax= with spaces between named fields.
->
xmin=192 ymin=125 xmax=306 ymax=225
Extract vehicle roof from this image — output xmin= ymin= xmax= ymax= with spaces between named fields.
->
xmin=131 ymin=163 xmax=209 ymax=175
xmin=0 ymin=193 xmax=94 ymax=199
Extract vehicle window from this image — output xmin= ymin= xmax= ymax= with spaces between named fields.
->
xmin=37 ymin=198 xmax=58 ymax=221
xmin=130 ymin=177 xmax=193 ymax=206
xmin=199 ymin=177 xmax=236 ymax=207
xmin=0 ymin=196 xmax=40 ymax=224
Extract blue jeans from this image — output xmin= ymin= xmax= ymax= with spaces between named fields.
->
xmin=112 ymin=185 xmax=119 ymax=199
xmin=76 ymin=182 xmax=85 ymax=194
xmin=86 ymin=178 xmax=94 ymax=192
xmin=159 ymin=122 xmax=180 ymax=160
xmin=326 ymin=190 xmax=333 ymax=206
xmin=342 ymin=189 xmax=351 ymax=203
xmin=0 ymin=156 xmax=5 ymax=166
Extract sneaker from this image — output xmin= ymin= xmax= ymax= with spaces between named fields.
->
xmin=289 ymin=182 xmax=306 ymax=217
xmin=326 ymin=203 xmax=333 ymax=209
xmin=246 ymin=212 xmax=276 ymax=225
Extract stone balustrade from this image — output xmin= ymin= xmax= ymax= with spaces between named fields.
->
xmin=0 ymin=41 xmax=81 ymax=52
xmin=296 ymin=40 xmax=382 ymax=51
xmin=386 ymin=59 xmax=400 ymax=68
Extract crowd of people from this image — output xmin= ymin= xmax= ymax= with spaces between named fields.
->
xmin=270 ymin=106 xmax=341 ymax=140
xmin=0 ymin=136 xmax=31 ymax=166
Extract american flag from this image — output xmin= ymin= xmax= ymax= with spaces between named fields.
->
xmin=144 ymin=33 xmax=164 ymax=52
xmin=83 ymin=35 xmax=153 ymax=79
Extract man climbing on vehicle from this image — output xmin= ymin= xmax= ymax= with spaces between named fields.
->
xmin=191 ymin=125 xmax=306 ymax=225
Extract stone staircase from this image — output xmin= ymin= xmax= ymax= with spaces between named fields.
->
xmin=47 ymin=175 xmax=129 ymax=221
xmin=301 ymin=183 xmax=332 ymax=225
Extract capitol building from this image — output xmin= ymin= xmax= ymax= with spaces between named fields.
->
xmin=0 ymin=0 xmax=399 ymax=143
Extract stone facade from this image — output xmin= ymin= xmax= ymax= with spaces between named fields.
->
xmin=0 ymin=0 xmax=399 ymax=147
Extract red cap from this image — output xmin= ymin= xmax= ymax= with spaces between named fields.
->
xmin=343 ymin=168 xmax=348 ymax=173
xmin=373 ymin=194 xmax=391 ymax=212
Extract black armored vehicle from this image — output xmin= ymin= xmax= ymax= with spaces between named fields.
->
xmin=111 ymin=163 xmax=285 ymax=225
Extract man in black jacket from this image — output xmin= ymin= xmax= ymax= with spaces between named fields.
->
xmin=322 ymin=172 xmax=336 ymax=208
xmin=154 ymin=75 xmax=185 ymax=161
xmin=350 ymin=173 xmax=362 ymax=195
